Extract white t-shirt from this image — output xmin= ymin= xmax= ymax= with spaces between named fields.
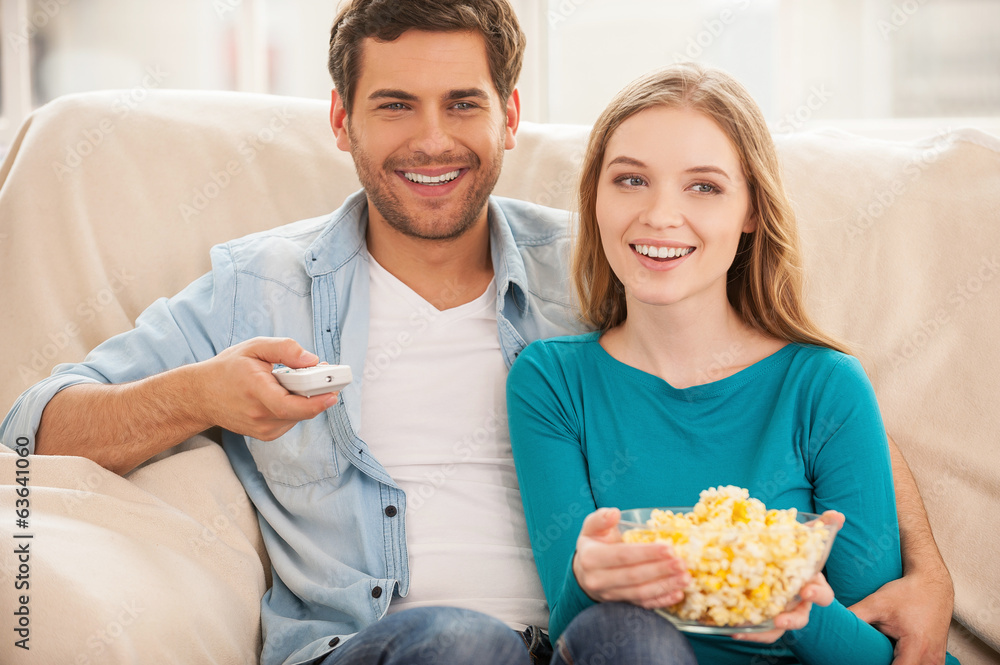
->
xmin=358 ymin=256 xmax=549 ymax=630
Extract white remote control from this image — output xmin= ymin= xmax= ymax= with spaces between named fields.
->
xmin=272 ymin=364 xmax=353 ymax=397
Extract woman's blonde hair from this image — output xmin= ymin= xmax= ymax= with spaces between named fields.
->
xmin=573 ymin=62 xmax=848 ymax=354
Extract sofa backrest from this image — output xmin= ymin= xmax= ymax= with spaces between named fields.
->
xmin=1 ymin=89 xmax=998 ymax=660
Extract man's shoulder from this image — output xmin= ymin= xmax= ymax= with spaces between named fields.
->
xmin=220 ymin=191 xmax=367 ymax=274
xmin=224 ymin=213 xmax=333 ymax=259
xmin=492 ymin=196 xmax=572 ymax=244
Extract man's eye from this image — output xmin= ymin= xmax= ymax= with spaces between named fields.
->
xmin=453 ymin=102 xmax=477 ymax=110
xmin=381 ymin=103 xmax=407 ymax=111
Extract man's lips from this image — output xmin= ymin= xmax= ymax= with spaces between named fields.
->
xmin=399 ymin=168 xmax=464 ymax=185
xmin=394 ymin=168 xmax=468 ymax=196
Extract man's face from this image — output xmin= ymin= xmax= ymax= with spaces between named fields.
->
xmin=332 ymin=30 xmax=519 ymax=241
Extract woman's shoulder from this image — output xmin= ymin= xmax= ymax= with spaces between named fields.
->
xmin=784 ymin=343 xmax=873 ymax=394
xmin=509 ymin=331 xmax=602 ymax=383
xmin=517 ymin=331 xmax=602 ymax=362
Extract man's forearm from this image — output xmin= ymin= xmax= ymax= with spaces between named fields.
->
xmin=35 ymin=363 xmax=211 ymax=475
xmin=887 ymin=434 xmax=953 ymax=585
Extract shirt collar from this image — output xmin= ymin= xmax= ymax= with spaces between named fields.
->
xmin=306 ymin=190 xmax=530 ymax=315
xmin=305 ymin=189 xmax=369 ymax=276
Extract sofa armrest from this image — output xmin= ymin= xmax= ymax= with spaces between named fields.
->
xmin=0 ymin=436 xmax=269 ymax=664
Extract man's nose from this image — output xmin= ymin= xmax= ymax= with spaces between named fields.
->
xmin=408 ymin=111 xmax=456 ymax=156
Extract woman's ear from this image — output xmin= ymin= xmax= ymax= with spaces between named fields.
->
xmin=742 ymin=213 xmax=757 ymax=234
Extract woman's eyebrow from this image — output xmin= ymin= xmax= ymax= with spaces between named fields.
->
xmin=606 ymin=155 xmax=646 ymax=169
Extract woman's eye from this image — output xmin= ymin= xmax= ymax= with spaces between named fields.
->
xmin=692 ymin=182 xmax=719 ymax=194
xmin=615 ymin=175 xmax=646 ymax=188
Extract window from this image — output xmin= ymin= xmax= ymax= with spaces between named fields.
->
xmin=2 ymin=0 xmax=997 ymax=150
xmin=537 ymin=0 xmax=1000 ymax=126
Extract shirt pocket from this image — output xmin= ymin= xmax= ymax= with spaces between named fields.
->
xmin=245 ymin=420 xmax=340 ymax=486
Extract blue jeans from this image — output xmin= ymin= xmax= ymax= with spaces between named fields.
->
xmin=314 ymin=606 xmax=546 ymax=665
xmin=551 ymin=603 xmax=697 ymax=665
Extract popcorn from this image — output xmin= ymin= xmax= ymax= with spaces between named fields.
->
xmin=621 ymin=486 xmax=831 ymax=627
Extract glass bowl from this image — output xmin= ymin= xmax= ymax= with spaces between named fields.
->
xmin=618 ymin=506 xmax=839 ymax=634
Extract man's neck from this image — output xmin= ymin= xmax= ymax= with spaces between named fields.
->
xmin=366 ymin=213 xmax=494 ymax=311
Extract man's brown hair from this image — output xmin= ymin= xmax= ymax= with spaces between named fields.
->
xmin=328 ymin=0 xmax=525 ymax=114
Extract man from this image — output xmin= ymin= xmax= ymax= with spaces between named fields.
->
xmin=0 ymin=1 xmax=954 ymax=664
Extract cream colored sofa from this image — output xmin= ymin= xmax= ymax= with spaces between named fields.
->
xmin=0 ymin=90 xmax=998 ymax=665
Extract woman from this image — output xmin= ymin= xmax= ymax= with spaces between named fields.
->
xmin=507 ymin=64 xmax=953 ymax=664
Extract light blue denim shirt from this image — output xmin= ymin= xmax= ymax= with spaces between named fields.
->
xmin=1 ymin=189 xmax=586 ymax=665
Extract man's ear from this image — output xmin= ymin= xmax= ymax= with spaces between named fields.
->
xmin=504 ymin=88 xmax=521 ymax=151
xmin=330 ymin=89 xmax=352 ymax=153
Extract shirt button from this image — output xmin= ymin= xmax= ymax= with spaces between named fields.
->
xmin=371 ymin=586 xmax=383 ymax=599
xmin=384 ymin=505 xmax=397 ymax=517
xmin=329 ymin=637 xmax=340 ymax=647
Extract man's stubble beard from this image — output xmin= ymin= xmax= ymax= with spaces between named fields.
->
xmin=350 ymin=132 xmax=506 ymax=242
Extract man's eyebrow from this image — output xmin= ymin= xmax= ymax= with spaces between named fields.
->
xmin=445 ymin=88 xmax=490 ymax=101
xmin=368 ymin=89 xmax=418 ymax=102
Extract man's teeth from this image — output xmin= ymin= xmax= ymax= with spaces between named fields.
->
xmin=633 ymin=245 xmax=694 ymax=259
xmin=404 ymin=170 xmax=460 ymax=185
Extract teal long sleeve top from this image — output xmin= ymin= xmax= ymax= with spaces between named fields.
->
xmin=508 ymin=334 xmax=957 ymax=665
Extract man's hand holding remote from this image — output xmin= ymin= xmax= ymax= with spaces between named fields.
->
xmin=35 ymin=337 xmax=336 ymax=474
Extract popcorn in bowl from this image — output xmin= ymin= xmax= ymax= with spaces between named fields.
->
xmin=619 ymin=486 xmax=838 ymax=631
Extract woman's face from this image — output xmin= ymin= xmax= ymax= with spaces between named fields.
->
xmin=596 ymin=105 xmax=754 ymax=312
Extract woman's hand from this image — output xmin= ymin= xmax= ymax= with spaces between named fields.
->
xmin=734 ymin=510 xmax=845 ymax=643
xmin=732 ymin=571 xmax=835 ymax=643
xmin=572 ymin=507 xmax=691 ymax=609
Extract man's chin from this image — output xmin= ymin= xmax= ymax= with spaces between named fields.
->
xmin=383 ymin=214 xmax=480 ymax=242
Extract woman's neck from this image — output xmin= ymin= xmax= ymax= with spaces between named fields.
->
xmin=600 ymin=294 xmax=785 ymax=389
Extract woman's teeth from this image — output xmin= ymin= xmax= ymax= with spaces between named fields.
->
xmin=633 ymin=244 xmax=694 ymax=259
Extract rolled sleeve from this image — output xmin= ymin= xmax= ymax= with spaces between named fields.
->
xmin=1 ymin=244 xmax=238 ymax=452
